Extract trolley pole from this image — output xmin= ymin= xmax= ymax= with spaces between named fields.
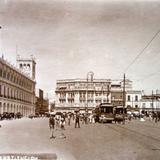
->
xmin=123 ymin=73 xmax=126 ymax=125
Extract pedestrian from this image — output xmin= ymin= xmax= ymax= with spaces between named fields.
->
xmin=84 ymin=114 xmax=88 ymax=124
xmin=128 ymin=114 xmax=132 ymax=121
xmin=55 ymin=115 xmax=60 ymax=129
xmin=49 ymin=114 xmax=56 ymax=139
xmin=75 ymin=113 xmax=80 ymax=128
xmin=60 ymin=115 xmax=65 ymax=130
xmin=92 ymin=115 xmax=95 ymax=123
xmin=149 ymin=112 xmax=152 ymax=121
xmin=67 ymin=114 xmax=71 ymax=126
xmin=59 ymin=115 xmax=66 ymax=139
xmin=155 ymin=112 xmax=158 ymax=123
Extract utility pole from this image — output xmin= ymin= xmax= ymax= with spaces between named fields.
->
xmin=152 ymin=90 xmax=154 ymax=112
xmin=123 ymin=73 xmax=126 ymax=125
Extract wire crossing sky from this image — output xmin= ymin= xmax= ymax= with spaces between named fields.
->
xmin=124 ymin=30 xmax=160 ymax=73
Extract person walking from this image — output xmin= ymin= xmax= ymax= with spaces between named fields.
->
xmin=155 ymin=112 xmax=158 ymax=123
xmin=49 ymin=114 xmax=56 ymax=139
xmin=59 ymin=115 xmax=66 ymax=139
xmin=60 ymin=115 xmax=65 ymax=130
xmin=67 ymin=114 xmax=71 ymax=126
xmin=75 ymin=113 xmax=80 ymax=128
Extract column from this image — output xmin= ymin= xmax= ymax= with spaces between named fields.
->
xmin=0 ymin=102 xmax=2 ymax=114
xmin=74 ymin=92 xmax=79 ymax=107
xmin=93 ymin=91 xmax=96 ymax=107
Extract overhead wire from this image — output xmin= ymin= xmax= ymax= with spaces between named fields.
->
xmin=124 ymin=30 xmax=160 ymax=73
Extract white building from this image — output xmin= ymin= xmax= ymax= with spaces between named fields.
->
xmin=55 ymin=78 xmax=111 ymax=112
xmin=140 ymin=95 xmax=160 ymax=112
xmin=54 ymin=73 xmax=135 ymax=113
xmin=126 ymin=90 xmax=142 ymax=108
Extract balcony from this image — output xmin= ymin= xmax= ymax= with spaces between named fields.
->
xmin=79 ymin=97 xmax=86 ymax=100
xmin=67 ymin=97 xmax=74 ymax=100
xmin=87 ymin=97 xmax=94 ymax=101
xmin=59 ymin=97 xmax=66 ymax=100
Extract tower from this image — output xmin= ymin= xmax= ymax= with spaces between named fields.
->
xmin=16 ymin=55 xmax=36 ymax=80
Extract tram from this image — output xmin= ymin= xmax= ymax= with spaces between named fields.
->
xmin=114 ymin=106 xmax=127 ymax=123
xmin=94 ymin=103 xmax=116 ymax=123
xmin=94 ymin=103 xmax=127 ymax=123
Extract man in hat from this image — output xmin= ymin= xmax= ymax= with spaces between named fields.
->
xmin=75 ymin=112 xmax=80 ymax=128
xmin=49 ymin=114 xmax=56 ymax=139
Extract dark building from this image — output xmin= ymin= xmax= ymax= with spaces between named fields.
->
xmin=35 ymin=89 xmax=49 ymax=115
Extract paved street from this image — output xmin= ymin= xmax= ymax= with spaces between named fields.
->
xmin=0 ymin=118 xmax=160 ymax=160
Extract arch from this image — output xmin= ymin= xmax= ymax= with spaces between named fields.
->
xmin=10 ymin=104 xmax=13 ymax=113
xmin=0 ymin=102 xmax=2 ymax=114
xmin=7 ymin=87 xmax=10 ymax=98
xmin=7 ymin=103 xmax=9 ymax=113
xmin=19 ymin=63 xmax=23 ymax=68
xmin=27 ymin=64 xmax=30 ymax=69
xmin=14 ymin=104 xmax=16 ymax=113
xmin=3 ymin=103 xmax=6 ymax=113
xmin=17 ymin=105 xmax=19 ymax=112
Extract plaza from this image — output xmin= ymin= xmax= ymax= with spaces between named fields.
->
xmin=0 ymin=118 xmax=160 ymax=160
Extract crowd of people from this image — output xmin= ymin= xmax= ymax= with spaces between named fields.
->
xmin=146 ymin=111 xmax=160 ymax=123
xmin=48 ymin=112 xmax=99 ymax=139
xmin=48 ymin=110 xmax=160 ymax=139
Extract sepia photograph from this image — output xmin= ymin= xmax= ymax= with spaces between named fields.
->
xmin=0 ymin=0 xmax=160 ymax=159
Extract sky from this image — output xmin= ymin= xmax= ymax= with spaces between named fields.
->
xmin=0 ymin=0 xmax=160 ymax=99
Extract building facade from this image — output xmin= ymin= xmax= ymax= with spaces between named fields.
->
xmin=126 ymin=90 xmax=142 ymax=108
xmin=55 ymin=76 xmax=135 ymax=112
xmin=0 ymin=56 xmax=36 ymax=116
xmin=35 ymin=89 xmax=49 ymax=115
xmin=55 ymin=78 xmax=111 ymax=112
xmin=140 ymin=94 xmax=160 ymax=112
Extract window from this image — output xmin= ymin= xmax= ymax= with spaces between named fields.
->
xmin=142 ymin=103 xmax=145 ymax=108
xmin=135 ymin=95 xmax=138 ymax=101
xmin=0 ymin=68 xmax=2 ymax=77
xmin=127 ymin=95 xmax=130 ymax=101
xmin=0 ymin=85 xmax=1 ymax=97
xmin=27 ymin=64 xmax=30 ymax=69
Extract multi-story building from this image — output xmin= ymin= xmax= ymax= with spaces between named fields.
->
xmin=55 ymin=74 xmax=135 ymax=113
xmin=35 ymin=89 xmax=49 ymax=115
xmin=55 ymin=78 xmax=111 ymax=112
xmin=126 ymin=90 xmax=142 ymax=108
xmin=111 ymin=79 xmax=134 ymax=106
xmin=0 ymin=55 xmax=36 ymax=116
xmin=140 ymin=94 xmax=160 ymax=112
